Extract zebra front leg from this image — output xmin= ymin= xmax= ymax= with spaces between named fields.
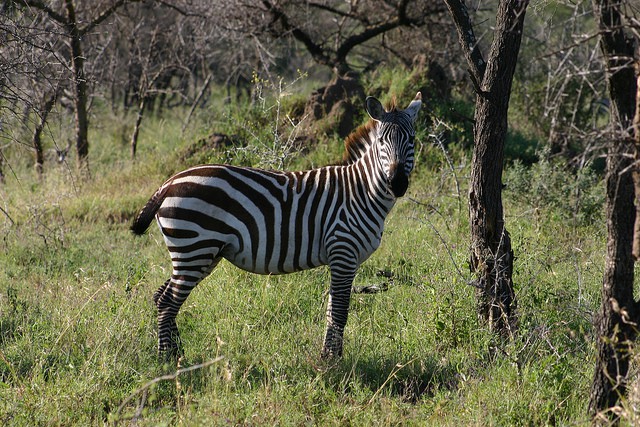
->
xmin=321 ymin=267 xmax=356 ymax=359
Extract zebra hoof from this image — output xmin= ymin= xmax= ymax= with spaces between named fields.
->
xmin=158 ymin=346 xmax=182 ymax=362
xmin=320 ymin=346 xmax=343 ymax=360
xmin=158 ymin=338 xmax=183 ymax=360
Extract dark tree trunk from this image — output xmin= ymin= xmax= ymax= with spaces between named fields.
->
xmin=445 ymin=0 xmax=527 ymax=334
xmin=33 ymin=92 xmax=57 ymax=177
xmin=589 ymin=0 xmax=639 ymax=420
xmin=633 ymin=74 xmax=640 ymax=261
xmin=472 ymin=0 xmax=528 ymax=334
xmin=130 ymin=96 xmax=148 ymax=159
xmin=469 ymin=93 xmax=516 ymax=333
xmin=64 ymin=0 xmax=90 ymax=171
xmin=590 ymin=140 xmax=637 ymax=419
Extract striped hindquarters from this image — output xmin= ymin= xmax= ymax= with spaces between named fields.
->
xmin=153 ymin=164 xmax=343 ymax=274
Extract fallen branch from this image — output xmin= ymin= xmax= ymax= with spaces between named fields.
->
xmin=115 ymin=356 xmax=225 ymax=423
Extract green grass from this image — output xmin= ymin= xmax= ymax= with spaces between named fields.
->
xmin=0 ymin=83 xmax=608 ymax=426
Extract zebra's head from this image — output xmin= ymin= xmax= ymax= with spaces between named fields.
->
xmin=365 ymin=92 xmax=422 ymax=198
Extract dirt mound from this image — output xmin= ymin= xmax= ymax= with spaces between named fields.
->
xmin=179 ymin=132 xmax=243 ymax=163
xmin=302 ymin=72 xmax=365 ymax=138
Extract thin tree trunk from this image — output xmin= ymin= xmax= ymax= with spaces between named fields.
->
xmin=183 ymin=73 xmax=212 ymax=132
xmin=460 ymin=0 xmax=527 ymax=334
xmin=64 ymin=0 xmax=90 ymax=172
xmin=33 ymin=92 xmax=57 ymax=177
xmin=0 ymin=150 xmax=5 ymax=184
xmin=589 ymin=0 xmax=639 ymax=420
xmin=130 ymin=96 xmax=148 ymax=159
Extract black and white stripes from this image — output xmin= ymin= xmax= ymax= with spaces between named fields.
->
xmin=131 ymin=92 xmax=422 ymax=358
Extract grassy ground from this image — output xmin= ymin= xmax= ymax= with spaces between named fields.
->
xmin=0 ymin=87 xmax=610 ymax=425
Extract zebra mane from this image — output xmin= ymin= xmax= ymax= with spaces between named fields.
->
xmin=342 ymin=98 xmax=398 ymax=165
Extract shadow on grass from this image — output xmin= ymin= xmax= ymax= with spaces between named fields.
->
xmin=112 ymin=346 xmax=469 ymax=426
xmin=325 ymin=353 xmax=460 ymax=403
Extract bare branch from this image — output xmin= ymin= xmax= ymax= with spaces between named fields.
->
xmin=116 ymin=357 xmax=225 ymax=422
xmin=261 ymin=0 xmax=333 ymax=68
xmin=307 ymin=1 xmax=355 ymax=19
xmin=14 ymin=0 xmax=67 ymax=25
xmin=442 ymin=0 xmax=486 ymax=88
xmin=80 ymin=0 xmax=143 ymax=36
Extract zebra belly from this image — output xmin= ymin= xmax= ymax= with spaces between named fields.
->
xmin=221 ymin=238 xmax=328 ymax=275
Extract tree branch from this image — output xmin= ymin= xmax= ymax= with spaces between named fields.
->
xmin=335 ymin=0 xmax=432 ymax=71
xmin=307 ymin=1 xmax=355 ymax=19
xmin=262 ymin=0 xmax=444 ymax=74
xmin=15 ymin=0 xmax=144 ymax=38
xmin=14 ymin=0 xmax=67 ymax=25
xmin=80 ymin=0 xmax=140 ymax=36
xmin=336 ymin=19 xmax=402 ymax=66
xmin=261 ymin=0 xmax=333 ymax=68
xmin=442 ymin=0 xmax=486 ymax=89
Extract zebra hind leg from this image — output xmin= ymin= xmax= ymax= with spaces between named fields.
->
xmin=153 ymin=279 xmax=170 ymax=307
xmin=155 ymin=282 xmax=185 ymax=358
xmin=155 ymin=257 xmax=220 ymax=357
xmin=321 ymin=267 xmax=356 ymax=359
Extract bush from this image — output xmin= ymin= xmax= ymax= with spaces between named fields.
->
xmin=504 ymin=157 xmax=604 ymax=226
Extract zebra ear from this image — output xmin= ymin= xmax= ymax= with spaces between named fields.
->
xmin=404 ymin=92 xmax=422 ymax=123
xmin=365 ymin=96 xmax=385 ymax=122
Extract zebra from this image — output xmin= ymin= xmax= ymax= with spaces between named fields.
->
xmin=131 ymin=92 xmax=422 ymax=358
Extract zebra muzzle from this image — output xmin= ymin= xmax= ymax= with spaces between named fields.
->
xmin=390 ymin=164 xmax=409 ymax=197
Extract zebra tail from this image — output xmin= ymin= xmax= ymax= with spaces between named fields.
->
xmin=130 ymin=184 xmax=169 ymax=235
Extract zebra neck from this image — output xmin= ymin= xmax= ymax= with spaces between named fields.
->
xmin=349 ymin=146 xmax=396 ymax=211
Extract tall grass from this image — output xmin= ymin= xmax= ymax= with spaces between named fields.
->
xmin=0 ymin=76 xmax=606 ymax=425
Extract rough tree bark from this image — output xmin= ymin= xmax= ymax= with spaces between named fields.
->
xmin=444 ymin=0 xmax=528 ymax=334
xmin=589 ymin=0 xmax=639 ymax=420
